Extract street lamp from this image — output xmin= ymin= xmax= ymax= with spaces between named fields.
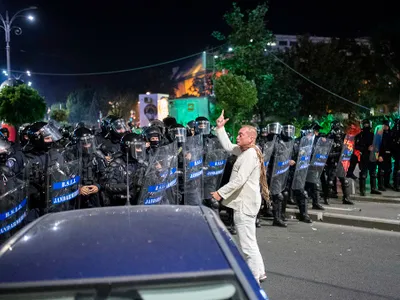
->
xmin=0 ymin=6 xmax=37 ymax=79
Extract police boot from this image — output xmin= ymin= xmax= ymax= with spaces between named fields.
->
xmin=370 ymin=175 xmax=382 ymax=195
xmin=384 ymin=173 xmax=394 ymax=190
xmin=341 ymin=177 xmax=354 ymax=205
xmin=272 ymin=194 xmax=287 ymax=227
xmin=359 ymin=176 xmax=366 ymax=196
xmin=329 ymin=178 xmax=339 ymax=199
xmin=281 ymin=192 xmax=288 ymax=221
xmin=263 ymin=201 xmax=274 ymax=218
xmin=287 ymin=189 xmax=297 ymax=205
xmin=378 ymin=170 xmax=386 ymax=191
xmin=311 ymin=183 xmax=325 ymax=210
xmin=395 ymin=171 xmax=400 ymax=192
xmin=297 ymin=190 xmax=312 ymax=223
xmin=256 ymin=215 xmax=261 ymax=228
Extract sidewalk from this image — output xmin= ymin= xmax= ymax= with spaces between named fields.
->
xmin=347 ymin=177 xmax=400 ymax=204
xmin=284 ymin=199 xmax=400 ymax=232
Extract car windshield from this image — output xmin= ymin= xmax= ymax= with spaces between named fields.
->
xmin=0 ymin=281 xmax=245 ymax=300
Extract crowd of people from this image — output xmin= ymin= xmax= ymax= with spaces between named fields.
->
xmin=0 ymin=115 xmax=399 ymax=243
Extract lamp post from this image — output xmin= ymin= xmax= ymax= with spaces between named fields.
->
xmin=0 ymin=7 xmax=37 ymax=79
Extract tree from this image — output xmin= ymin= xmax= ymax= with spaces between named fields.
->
xmin=0 ymin=84 xmax=46 ymax=125
xmin=213 ymin=2 xmax=301 ymax=124
xmin=285 ymin=36 xmax=375 ymax=116
xmin=214 ymin=73 xmax=258 ymax=133
xmin=50 ymin=109 xmax=68 ymax=123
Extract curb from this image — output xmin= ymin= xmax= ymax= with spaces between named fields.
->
xmin=285 ymin=208 xmax=400 ymax=232
xmin=349 ymin=195 xmax=400 ymax=204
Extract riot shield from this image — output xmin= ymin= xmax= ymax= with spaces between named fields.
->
xmin=47 ymin=160 xmax=80 ymax=213
xmin=165 ymin=141 xmax=179 ymax=205
xmin=263 ymin=136 xmax=276 ymax=168
xmin=203 ymin=138 xmax=228 ymax=200
xmin=270 ymin=139 xmax=294 ymax=195
xmin=336 ymin=134 xmax=355 ymax=178
xmin=306 ymin=138 xmax=333 ymax=184
xmin=369 ymin=125 xmax=383 ymax=162
xmin=184 ymin=135 xmax=204 ymax=205
xmin=292 ymin=134 xmax=315 ymax=190
xmin=138 ymin=143 xmax=174 ymax=205
xmin=0 ymin=179 xmax=28 ymax=244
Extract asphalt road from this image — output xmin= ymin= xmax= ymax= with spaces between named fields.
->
xmin=255 ymin=220 xmax=400 ymax=300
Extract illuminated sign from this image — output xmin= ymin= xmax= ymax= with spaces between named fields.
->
xmin=157 ymin=98 xmax=169 ymax=121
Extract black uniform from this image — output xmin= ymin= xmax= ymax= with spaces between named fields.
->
xmin=392 ymin=119 xmax=400 ymax=191
xmin=378 ymin=122 xmax=393 ymax=190
xmin=104 ymin=133 xmax=147 ymax=206
xmin=326 ymin=125 xmax=354 ymax=205
xmin=355 ymin=120 xmax=381 ymax=196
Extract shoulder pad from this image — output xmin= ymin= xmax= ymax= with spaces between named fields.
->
xmin=6 ymin=158 xmax=15 ymax=169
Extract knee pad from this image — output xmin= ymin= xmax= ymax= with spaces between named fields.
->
xmin=379 ymin=169 xmax=385 ymax=176
xmin=282 ymin=190 xmax=289 ymax=198
xmin=328 ymin=180 xmax=334 ymax=187
xmin=277 ymin=193 xmax=284 ymax=201
xmin=343 ymin=179 xmax=350 ymax=187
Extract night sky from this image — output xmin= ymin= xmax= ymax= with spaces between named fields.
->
xmin=0 ymin=0 xmax=394 ymax=105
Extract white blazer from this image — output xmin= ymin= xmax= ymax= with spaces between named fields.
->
xmin=216 ymin=127 xmax=262 ymax=216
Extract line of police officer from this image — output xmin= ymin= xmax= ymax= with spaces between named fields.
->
xmin=0 ymin=115 xmax=230 ymax=243
xmin=2 ymin=116 xmax=398 ymax=243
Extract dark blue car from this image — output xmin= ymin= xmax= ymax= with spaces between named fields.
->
xmin=0 ymin=206 xmax=268 ymax=300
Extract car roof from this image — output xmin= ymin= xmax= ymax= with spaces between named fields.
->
xmin=0 ymin=206 xmax=231 ymax=283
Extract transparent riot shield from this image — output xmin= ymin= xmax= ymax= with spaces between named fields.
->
xmin=369 ymin=125 xmax=383 ymax=162
xmin=47 ymin=160 xmax=80 ymax=213
xmin=336 ymin=134 xmax=355 ymax=178
xmin=138 ymin=143 xmax=174 ymax=205
xmin=184 ymin=135 xmax=204 ymax=205
xmin=270 ymin=139 xmax=294 ymax=195
xmin=292 ymin=134 xmax=315 ymax=190
xmin=263 ymin=136 xmax=276 ymax=168
xmin=0 ymin=178 xmax=28 ymax=244
xmin=306 ymin=138 xmax=333 ymax=184
xmin=203 ymin=138 xmax=228 ymax=200
xmin=165 ymin=141 xmax=179 ymax=205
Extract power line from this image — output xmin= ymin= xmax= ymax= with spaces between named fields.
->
xmin=268 ymin=51 xmax=371 ymax=111
xmin=10 ymin=45 xmax=225 ymax=77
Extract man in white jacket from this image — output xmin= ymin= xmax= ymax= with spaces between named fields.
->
xmin=211 ymin=110 xmax=267 ymax=284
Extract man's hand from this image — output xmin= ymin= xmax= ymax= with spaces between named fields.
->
xmin=105 ymin=156 xmax=112 ymax=162
xmin=378 ymin=156 xmax=383 ymax=162
xmin=290 ymin=160 xmax=296 ymax=166
xmin=216 ymin=110 xmax=230 ymax=129
xmin=80 ymin=186 xmax=90 ymax=195
xmin=210 ymin=191 xmax=222 ymax=201
xmin=84 ymin=185 xmax=99 ymax=195
xmin=368 ymin=145 xmax=373 ymax=151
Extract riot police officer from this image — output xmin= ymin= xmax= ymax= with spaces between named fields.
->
xmin=97 ymin=115 xmax=129 ymax=159
xmin=267 ymin=122 xmax=292 ymax=227
xmin=104 ymin=133 xmax=147 ymax=206
xmin=170 ymin=123 xmax=188 ymax=205
xmin=327 ymin=121 xmax=354 ymax=205
xmin=195 ymin=116 xmax=225 ymax=213
xmin=149 ymin=119 xmax=170 ymax=145
xmin=392 ymin=119 xmax=400 ymax=191
xmin=23 ymin=121 xmax=65 ymax=221
xmin=280 ymin=123 xmax=296 ymax=221
xmin=378 ymin=120 xmax=393 ymax=191
xmin=355 ymin=119 xmax=381 ymax=196
xmin=144 ymin=126 xmax=163 ymax=155
xmin=74 ymin=127 xmax=106 ymax=208
xmin=0 ymin=139 xmax=26 ymax=243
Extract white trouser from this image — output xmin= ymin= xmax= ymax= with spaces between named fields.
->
xmin=234 ymin=210 xmax=265 ymax=282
